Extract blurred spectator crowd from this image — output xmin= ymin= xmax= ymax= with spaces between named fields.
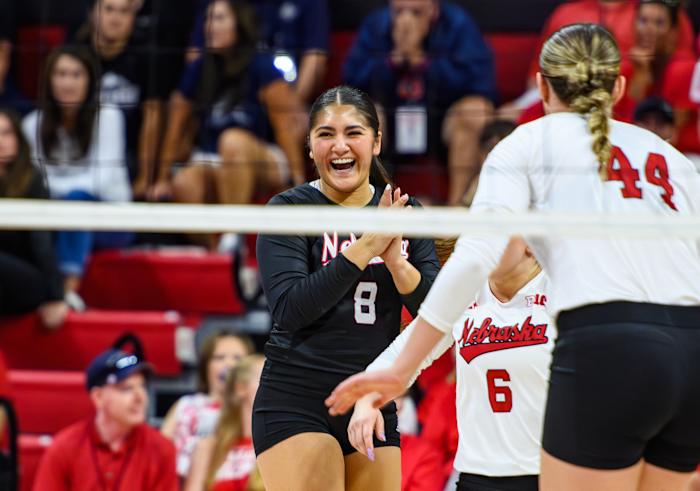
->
xmin=2 ymin=1 xmax=700 ymax=490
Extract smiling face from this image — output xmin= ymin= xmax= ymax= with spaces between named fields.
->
xmin=636 ymin=3 xmax=673 ymax=52
xmin=309 ymin=104 xmax=381 ymax=203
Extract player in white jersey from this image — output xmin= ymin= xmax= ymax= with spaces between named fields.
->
xmin=327 ymin=23 xmax=700 ymax=491
xmin=348 ymin=237 xmax=551 ymax=491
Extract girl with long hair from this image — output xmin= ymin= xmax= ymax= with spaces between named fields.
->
xmin=22 ymin=45 xmax=132 ymax=308
xmin=327 ymin=24 xmax=700 ymax=491
xmin=161 ymin=331 xmax=255 ymax=479
xmin=184 ymin=354 xmax=265 ymax=491
xmin=0 ymin=108 xmax=67 ymax=328
xmin=253 ymin=85 xmax=440 ymax=491
xmin=152 ymin=0 xmax=305 ymax=217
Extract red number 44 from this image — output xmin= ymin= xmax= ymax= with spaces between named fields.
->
xmin=608 ymin=146 xmax=677 ymax=210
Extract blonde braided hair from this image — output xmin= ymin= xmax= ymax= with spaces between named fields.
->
xmin=540 ymin=24 xmax=620 ymax=179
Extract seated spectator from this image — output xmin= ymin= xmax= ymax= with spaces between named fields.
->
xmin=0 ymin=39 xmax=32 ymax=115
xmin=74 ymin=0 xmax=169 ymax=198
xmin=22 ymin=46 xmax=133 ymax=309
xmin=152 ymin=0 xmax=304 ymax=246
xmin=189 ymin=0 xmax=329 ymax=105
xmin=343 ymin=0 xmax=496 ymax=206
xmin=619 ymin=0 xmax=699 ymax=155
xmin=503 ymin=0 xmax=695 ymax=117
xmin=161 ymin=331 xmax=254 ymax=479
xmin=0 ymin=108 xmax=68 ymax=329
xmin=633 ymin=96 xmax=677 ymax=144
xmin=184 ymin=354 xmax=264 ymax=491
xmin=32 ymin=348 xmax=178 ymax=491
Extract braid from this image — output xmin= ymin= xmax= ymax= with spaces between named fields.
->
xmin=540 ymin=24 xmax=620 ymax=182
xmin=570 ymin=88 xmax=613 ymax=179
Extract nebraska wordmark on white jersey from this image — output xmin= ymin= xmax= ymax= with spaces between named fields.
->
xmin=418 ymin=113 xmax=700 ymax=334
xmin=368 ymin=272 xmax=553 ymax=476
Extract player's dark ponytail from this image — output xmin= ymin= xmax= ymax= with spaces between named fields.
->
xmin=309 ymin=85 xmax=392 ymax=188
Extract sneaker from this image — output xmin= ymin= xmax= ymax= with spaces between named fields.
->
xmin=64 ymin=290 xmax=86 ymax=312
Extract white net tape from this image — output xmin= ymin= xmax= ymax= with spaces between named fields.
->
xmin=1 ymin=199 xmax=699 ymax=239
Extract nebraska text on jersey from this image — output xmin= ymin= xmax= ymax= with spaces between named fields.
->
xmin=321 ymin=232 xmax=409 ymax=266
xmin=458 ymin=315 xmax=549 ymax=363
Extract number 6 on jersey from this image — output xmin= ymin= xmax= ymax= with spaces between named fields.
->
xmin=354 ymin=281 xmax=377 ymax=325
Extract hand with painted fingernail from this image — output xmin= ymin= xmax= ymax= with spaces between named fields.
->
xmin=347 ymin=392 xmax=386 ymax=461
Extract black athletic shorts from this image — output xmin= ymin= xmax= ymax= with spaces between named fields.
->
xmin=252 ymin=360 xmax=401 ymax=456
xmin=543 ymin=301 xmax=700 ymax=472
xmin=456 ymin=473 xmax=538 ymax=491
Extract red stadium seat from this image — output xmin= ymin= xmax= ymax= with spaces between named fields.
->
xmin=0 ymin=311 xmax=181 ymax=375
xmin=325 ymin=31 xmax=357 ymax=88
xmin=394 ymin=157 xmax=449 ymax=205
xmin=15 ymin=25 xmax=67 ymax=100
xmin=80 ymin=250 xmax=244 ymax=315
xmin=484 ymin=32 xmax=540 ymax=104
xmin=18 ymin=433 xmax=52 ymax=491
xmin=9 ymin=370 xmax=92 ymax=435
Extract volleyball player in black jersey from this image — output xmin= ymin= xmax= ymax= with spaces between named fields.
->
xmin=253 ymin=86 xmax=440 ymax=491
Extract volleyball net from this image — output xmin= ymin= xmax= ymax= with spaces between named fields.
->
xmin=1 ymin=199 xmax=699 ymax=239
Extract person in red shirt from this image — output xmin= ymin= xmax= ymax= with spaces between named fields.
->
xmin=507 ymin=0 xmax=695 ymax=121
xmin=184 ymin=354 xmax=264 ymax=491
xmin=32 ymin=348 xmax=178 ymax=491
xmin=530 ymin=0 xmax=694 ymax=78
xmin=618 ymin=0 xmax=699 ymax=155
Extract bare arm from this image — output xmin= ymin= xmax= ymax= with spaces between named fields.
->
xmin=183 ymin=437 xmax=214 ymax=491
xmin=135 ymin=99 xmax=164 ymax=198
xmin=260 ymin=80 xmax=306 ymax=185
xmin=160 ymin=399 xmax=180 ymax=439
xmin=151 ymin=92 xmax=192 ymax=198
xmin=295 ymin=52 xmax=328 ymax=104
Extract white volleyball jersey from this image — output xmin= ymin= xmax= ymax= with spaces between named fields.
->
xmin=368 ymin=272 xmax=553 ymax=476
xmin=452 ymin=272 xmax=552 ymax=476
xmin=419 ymin=113 xmax=700 ymax=334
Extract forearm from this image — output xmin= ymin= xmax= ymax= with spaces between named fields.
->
xmin=258 ymin=232 xmax=367 ymax=331
xmin=296 ymin=52 xmax=327 ymax=104
xmin=138 ymin=100 xmax=163 ymax=184
xmin=273 ymin=121 xmax=305 ymax=183
xmin=341 ymin=236 xmax=384 ymax=270
xmin=270 ymin=254 xmax=364 ymax=330
xmin=627 ymin=70 xmax=652 ymax=102
xmin=392 ymin=317 xmax=449 ymax=383
xmin=266 ymin=83 xmax=306 ymax=183
xmin=158 ymin=93 xmax=191 ymax=181
xmin=384 ymin=257 xmax=420 ymax=295
xmin=367 ymin=316 xmax=453 ymax=386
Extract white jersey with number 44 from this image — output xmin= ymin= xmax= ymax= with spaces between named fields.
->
xmin=368 ymin=271 xmax=553 ymax=476
xmin=418 ymin=113 xmax=700 ymax=336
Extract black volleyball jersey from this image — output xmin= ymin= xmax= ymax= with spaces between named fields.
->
xmin=257 ymin=183 xmax=440 ymax=385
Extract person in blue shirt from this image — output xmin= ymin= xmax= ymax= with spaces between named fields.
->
xmin=152 ymin=0 xmax=304 ymax=248
xmin=189 ymin=0 xmax=329 ymax=105
xmin=343 ymin=0 xmax=496 ymax=206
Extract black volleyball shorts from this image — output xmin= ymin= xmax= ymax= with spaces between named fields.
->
xmin=543 ymin=301 xmax=700 ymax=472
